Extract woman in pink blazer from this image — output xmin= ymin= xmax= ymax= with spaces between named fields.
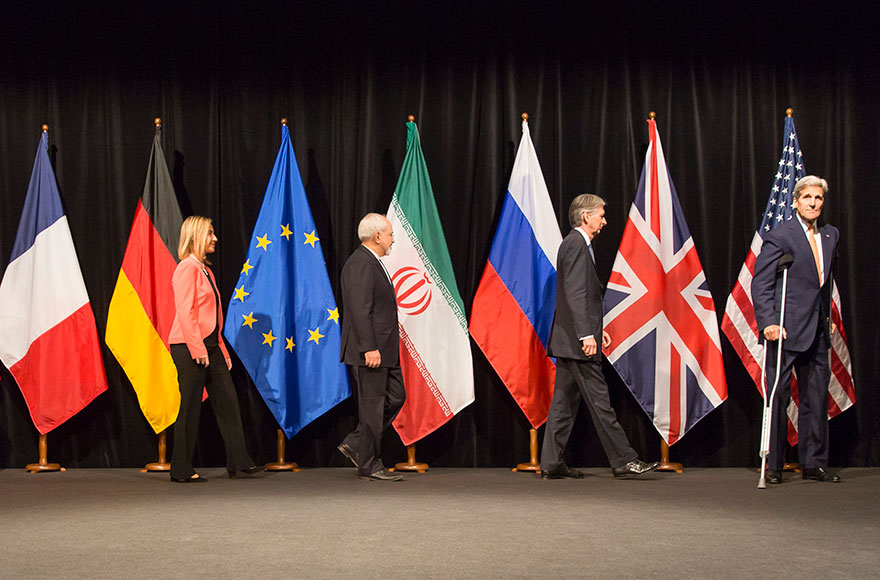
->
xmin=168 ymin=216 xmax=263 ymax=482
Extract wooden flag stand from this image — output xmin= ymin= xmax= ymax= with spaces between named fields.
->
xmin=26 ymin=434 xmax=64 ymax=473
xmin=513 ymin=428 xmax=541 ymax=472
xmin=141 ymin=430 xmax=171 ymax=472
xmin=393 ymin=445 xmax=428 ymax=473
xmin=656 ymin=440 xmax=682 ymax=473
xmin=266 ymin=429 xmax=299 ymax=471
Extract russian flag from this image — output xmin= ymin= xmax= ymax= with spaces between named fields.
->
xmin=469 ymin=117 xmax=562 ymax=428
xmin=0 ymin=129 xmax=107 ymax=435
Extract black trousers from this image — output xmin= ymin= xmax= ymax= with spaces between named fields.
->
xmin=341 ymin=365 xmax=406 ymax=476
xmin=170 ymin=344 xmax=254 ymax=479
xmin=541 ymin=357 xmax=638 ymax=471
xmin=764 ymin=327 xmax=830 ymax=471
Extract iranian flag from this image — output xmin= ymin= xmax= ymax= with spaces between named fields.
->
xmin=383 ymin=119 xmax=475 ymax=446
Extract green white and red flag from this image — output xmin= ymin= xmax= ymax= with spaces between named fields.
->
xmin=383 ymin=120 xmax=474 ymax=445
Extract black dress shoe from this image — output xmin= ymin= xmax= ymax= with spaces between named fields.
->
xmin=228 ymin=465 xmax=267 ymax=479
xmin=337 ymin=442 xmax=359 ymax=467
xmin=765 ymin=470 xmax=783 ymax=484
xmin=541 ymin=464 xmax=585 ymax=479
xmin=612 ymin=459 xmax=660 ymax=479
xmin=170 ymin=474 xmax=207 ymax=483
xmin=802 ymin=467 xmax=840 ymax=483
xmin=358 ymin=469 xmax=404 ymax=482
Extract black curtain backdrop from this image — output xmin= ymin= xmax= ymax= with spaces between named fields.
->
xmin=1 ymin=2 xmax=878 ymax=468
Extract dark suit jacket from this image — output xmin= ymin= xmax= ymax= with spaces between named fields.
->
xmin=547 ymin=229 xmax=604 ymax=361
xmin=340 ymin=244 xmax=400 ymax=367
xmin=752 ymin=217 xmax=839 ymax=352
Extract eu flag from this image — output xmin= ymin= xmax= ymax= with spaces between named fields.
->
xmin=225 ymin=124 xmax=350 ymax=438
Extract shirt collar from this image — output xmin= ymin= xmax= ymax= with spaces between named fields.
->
xmin=363 ymin=244 xmax=384 ymax=261
xmin=796 ymin=212 xmax=818 ymax=233
xmin=574 ymin=226 xmax=592 ymax=246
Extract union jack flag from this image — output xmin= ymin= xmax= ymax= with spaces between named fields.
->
xmin=603 ymin=118 xmax=728 ymax=445
xmin=721 ymin=112 xmax=855 ymax=444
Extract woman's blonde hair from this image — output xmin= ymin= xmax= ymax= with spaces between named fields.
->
xmin=178 ymin=215 xmax=213 ymax=263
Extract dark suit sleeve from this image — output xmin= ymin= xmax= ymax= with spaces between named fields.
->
xmin=342 ymin=255 xmax=379 ymax=354
xmin=558 ymin=237 xmax=599 ymax=340
xmin=751 ymin=231 xmax=784 ymax=334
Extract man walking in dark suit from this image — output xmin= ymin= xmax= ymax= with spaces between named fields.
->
xmin=752 ymin=175 xmax=840 ymax=484
xmin=540 ymin=194 xmax=659 ymax=479
xmin=338 ymin=213 xmax=406 ymax=481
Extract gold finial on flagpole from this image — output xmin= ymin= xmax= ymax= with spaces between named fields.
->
xmin=281 ymin=117 xmax=288 ymax=126
xmin=522 ymin=112 xmax=529 ymax=121
xmin=41 ymin=124 xmax=48 ymax=133
xmin=154 ymin=118 xmax=162 ymax=136
xmin=649 ymin=111 xmax=656 ymax=120
xmin=786 ymin=108 xmax=793 ymax=117
xmin=408 ymin=115 xmax=415 ymax=122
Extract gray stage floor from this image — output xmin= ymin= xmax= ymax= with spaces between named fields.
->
xmin=1 ymin=467 xmax=878 ymax=579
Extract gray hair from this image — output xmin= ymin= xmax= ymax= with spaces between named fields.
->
xmin=568 ymin=194 xmax=606 ymax=227
xmin=793 ymin=175 xmax=828 ymax=198
xmin=357 ymin=213 xmax=388 ymax=241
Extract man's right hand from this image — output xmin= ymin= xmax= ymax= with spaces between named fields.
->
xmin=762 ymin=325 xmax=787 ymax=341
xmin=364 ymin=349 xmax=381 ymax=368
xmin=581 ymin=337 xmax=598 ymax=357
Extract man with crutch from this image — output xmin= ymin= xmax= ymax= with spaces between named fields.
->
xmin=751 ymin=175 xmax=841 ymax=484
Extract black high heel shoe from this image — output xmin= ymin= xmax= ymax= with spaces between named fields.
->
xmin=170 ymin=474 xmax=207 ymax=483
xmin=228 ymin=465 xmax=266 ymax=479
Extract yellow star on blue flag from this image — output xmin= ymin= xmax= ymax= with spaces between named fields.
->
xmin=303 ymin=230 xmax=319 ymax=248
xmin=307 ymin=327 xmax=324 ymax=345
xmin=233 ymin=286 xmax=249 ymax=302
xmin=256 ymin=234 xmax=272 ymax=251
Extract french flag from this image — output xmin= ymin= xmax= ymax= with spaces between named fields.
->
xmin=470 ymin=117 xmax=562 ymax=428
xmin=0 ymin=129 xmax=107 ymax=435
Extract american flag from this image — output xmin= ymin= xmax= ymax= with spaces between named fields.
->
xmin=603 ymin=118 xmax=728 ymax=445
xmin=721 ymin=112 xmax=855 ymax=444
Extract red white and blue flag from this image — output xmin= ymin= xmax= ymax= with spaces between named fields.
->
xmin=721 ymin=113 xmax=855 ymax=443
xmin=602 ymin=118 xmax=727 ymax=445
xmin=0 ymin=129 xmax=108 ymax=434
xmin=470 ymin=118 xmax=562 ymax=429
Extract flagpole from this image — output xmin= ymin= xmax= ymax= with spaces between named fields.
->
xmin=22 ymin=125 xmax=66 ymax=475
xmin=514 ymin=427 xmax=541 ymax=473
xmin=266 ymin=428 xmax=299 ymax=472
xmin=135 ymin=118 xmax=173 ymax=474
xmin=639 ymin=112 xmax=685 ymax=474
xmin=385 ymin=113 xmax=431 ymax=475
xmin=142 ymin=430 xmax=171 ymax=472
xmin=512 ymin=116 xmax=544 ymax=474
xmin=778 ymin=106 xmax=800 ymax=475
xmin=26 ymin=433 xmax=64 ymax=473
xmin=394 ymin=445 xmax=428 ymax=473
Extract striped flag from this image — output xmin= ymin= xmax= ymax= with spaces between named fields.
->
xmin=469 ymin=117 xmax=561 ymax=428
xmin=105 ymin=128 xmax=184 ymax=434
xmin=384 ymin=119 xmax=474 ymax=445
xmin=0 ymin=129 xmax=107 ymax=434
xmin=721 ymin=112 xmax=855 ymax=442
xmin=603 ymin=117 xmax=728 ymax=444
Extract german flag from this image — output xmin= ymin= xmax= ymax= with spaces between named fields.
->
xmin=105 ymin=123 xmax=183 ymax=433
